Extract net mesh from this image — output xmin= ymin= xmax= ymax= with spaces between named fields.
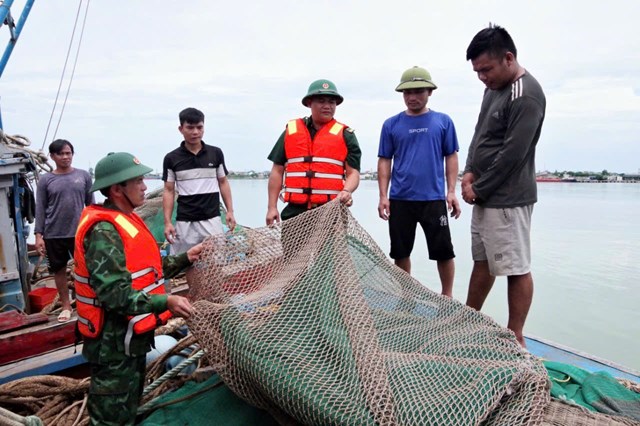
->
xmin=187 ymin=200 xmax=550 ymax=425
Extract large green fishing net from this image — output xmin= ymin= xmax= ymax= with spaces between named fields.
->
xmin=186 ymin=200 xmax=550 ymax=425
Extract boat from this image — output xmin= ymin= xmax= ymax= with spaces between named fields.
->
xmin=536 ymin=175 xmax=562 ymax=182
xmin=0 ymin=4 xmax=638 ymax=425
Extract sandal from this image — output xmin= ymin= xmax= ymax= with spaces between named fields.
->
xmin=58 ymin=309 xmax=72 ymax=323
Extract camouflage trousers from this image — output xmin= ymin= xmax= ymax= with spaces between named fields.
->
xmin=87 ymin=356 xmax=146 ymax=426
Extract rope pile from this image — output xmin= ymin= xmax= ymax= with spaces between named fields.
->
xmin=0 ymin=130 xmax=52 ymax=175
xmin=0 ymin=376 xmax=89 ymax=426
xmin=0 ymin=332 xmax=207 ymax=426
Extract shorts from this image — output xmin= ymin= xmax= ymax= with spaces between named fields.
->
xmin=471 ymin=205 xmax=533 ymax=276
xmin=44 ymin=237 xmax=75 ymax=273
xmin=388 ymin=199 xmax=454 ymax=261
xmin=170 ymin=216 xmax=224 ymax=255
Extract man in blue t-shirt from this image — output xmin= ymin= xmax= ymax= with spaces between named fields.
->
xmin=377 ymin=66 xmax=461 ymax=297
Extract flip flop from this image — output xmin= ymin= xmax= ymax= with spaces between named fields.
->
xmin=58 ymin=309 xmax=72 ymax=323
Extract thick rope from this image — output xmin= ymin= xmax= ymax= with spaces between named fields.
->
xmin=0 ymin=406 xmax=43 ymax=426
xmin=0 ymin=130 xmax=52 ymax=174
xmin=137 ymin=377 xmax=223 ymax=418
xmin=141 ymin=349 xmax=205 ymax=398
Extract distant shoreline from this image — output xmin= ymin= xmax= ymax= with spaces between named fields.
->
xmin=143 ymin=175 xmax=639 ymax=183
xmin=536 ymin=180 xmax=639 ymax=184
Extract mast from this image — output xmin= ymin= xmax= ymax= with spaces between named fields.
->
xmin=0 ymin=0 xmax=36 ymax=128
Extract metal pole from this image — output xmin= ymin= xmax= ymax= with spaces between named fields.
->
xmin=0 ymin=0 xmax=36 ymax=78
xmin=0 ymin=0 xmax=17 ymax=26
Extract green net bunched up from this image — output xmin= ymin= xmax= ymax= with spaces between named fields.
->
xmin=187 ymin=200 xmax=550 ymax=426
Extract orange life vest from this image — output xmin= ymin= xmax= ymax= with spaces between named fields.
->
xmin=282 ymin=118 xmax=348 ymax=207
xmin=73 ymin=205 xmax=171 ymax=355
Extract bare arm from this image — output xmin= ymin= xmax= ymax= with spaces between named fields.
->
xmin=34 ymin=178 xmax=47 ymax=254
xmin=445 ymin=153 xmax=461 ymax=219
xmin=336 ymin=164 xmax=359 ymax=205
xmin=266 ymin=164 xmax=284 ymax=225
xmin=163 ymin=181 xmax=176 ymax=243
xmin=218 ymin=175 xmax=236 ymax=231
xmin=377 ymin=157 xmax=392 ymax=220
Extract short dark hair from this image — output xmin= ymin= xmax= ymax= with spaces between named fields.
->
xmin=179 ymin=107 xmax=205 ymax=125
xmin=466 ymin=25 xmax=517 ymax=61
xmin=48 ymin=139 xmax=74 ymax=155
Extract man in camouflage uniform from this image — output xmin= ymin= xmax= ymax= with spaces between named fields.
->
xmin=77 ymin=152 xmax=200 ymax=425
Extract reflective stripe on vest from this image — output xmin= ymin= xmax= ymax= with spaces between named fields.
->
xmin=288 ymin=120 xmax=343 ymax=136
xmin=287 ymin=119 xmax=297 ymax=134
xmin=76 ymin=294 xmax=100 ymax=307
xmin=125 ymin=314 xmax=154 ymax=356
xmin=73 ymin=269 xmax=164 ymax=303
xmin=284 ymin=171 xmax=344 ymax=180
xmin=286 ymin=156 xmax=344 ymax=167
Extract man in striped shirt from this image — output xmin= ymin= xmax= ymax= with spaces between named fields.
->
xmin=162 ymin=107 xmax=236 ymax=257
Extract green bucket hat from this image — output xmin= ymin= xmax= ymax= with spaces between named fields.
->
xmin=90 ymin=152 xmax=153 ymax=192
xmin=395 ymin=66 xmax=438 ymax=92
xmin=301 ymin=79 xmax=344 ymax=106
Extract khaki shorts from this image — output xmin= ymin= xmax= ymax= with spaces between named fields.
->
xmin=170 ymin=216 xmax=224 ymax=255
xmin=471 ymin=205 xmax=533 ymax=276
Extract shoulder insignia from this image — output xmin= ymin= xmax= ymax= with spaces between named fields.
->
xmin=345 ymin=127 xmax=355 ymax=133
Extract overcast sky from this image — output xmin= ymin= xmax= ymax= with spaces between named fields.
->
xmin=1 ymin=0 xmax=639 ymax=174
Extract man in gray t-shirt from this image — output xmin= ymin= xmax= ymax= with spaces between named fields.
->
xmin=35 ymin=139 xmax=94 ymax=321
xmin=461 ymin=25 xmax=546 ymax=348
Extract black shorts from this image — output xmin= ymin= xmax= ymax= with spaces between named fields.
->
xmin=388 ymin=199 xmax=455 ymax=261
xmin=44 ymin=237 xmax=75 ymax=273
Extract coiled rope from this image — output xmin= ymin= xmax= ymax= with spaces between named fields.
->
xmin=0 ymin=376 xmax=90 ymax=426
xmin=0 ymin=129 xmax=52 ymax=175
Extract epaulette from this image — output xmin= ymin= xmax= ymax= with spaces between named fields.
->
xmin=345 ymin=127 xmax=355 ymax=133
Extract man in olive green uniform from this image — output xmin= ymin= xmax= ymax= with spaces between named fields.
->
xmin=266 ymin=79 xmax=361 ymax=224
xmin=79 ymin=152 xmax=200 ymax=425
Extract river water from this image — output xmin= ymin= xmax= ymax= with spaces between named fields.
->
xmin=147 ymin=179 xmax=640 ymax=371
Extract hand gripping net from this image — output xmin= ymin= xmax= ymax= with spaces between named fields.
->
xmin=187 ymin=200 xmax=550 ymax=426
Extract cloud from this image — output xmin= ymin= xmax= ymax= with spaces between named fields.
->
xmin=1 ymin=0 xmax=639 ymax=173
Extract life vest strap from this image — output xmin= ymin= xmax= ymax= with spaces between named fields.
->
xmin=285 ymin=171 xmax=344 ymax=179
xmin=286 ymin=156 xmax=344 ymax=167
xmin=283 ymin=188 xmax=341 ymax=196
